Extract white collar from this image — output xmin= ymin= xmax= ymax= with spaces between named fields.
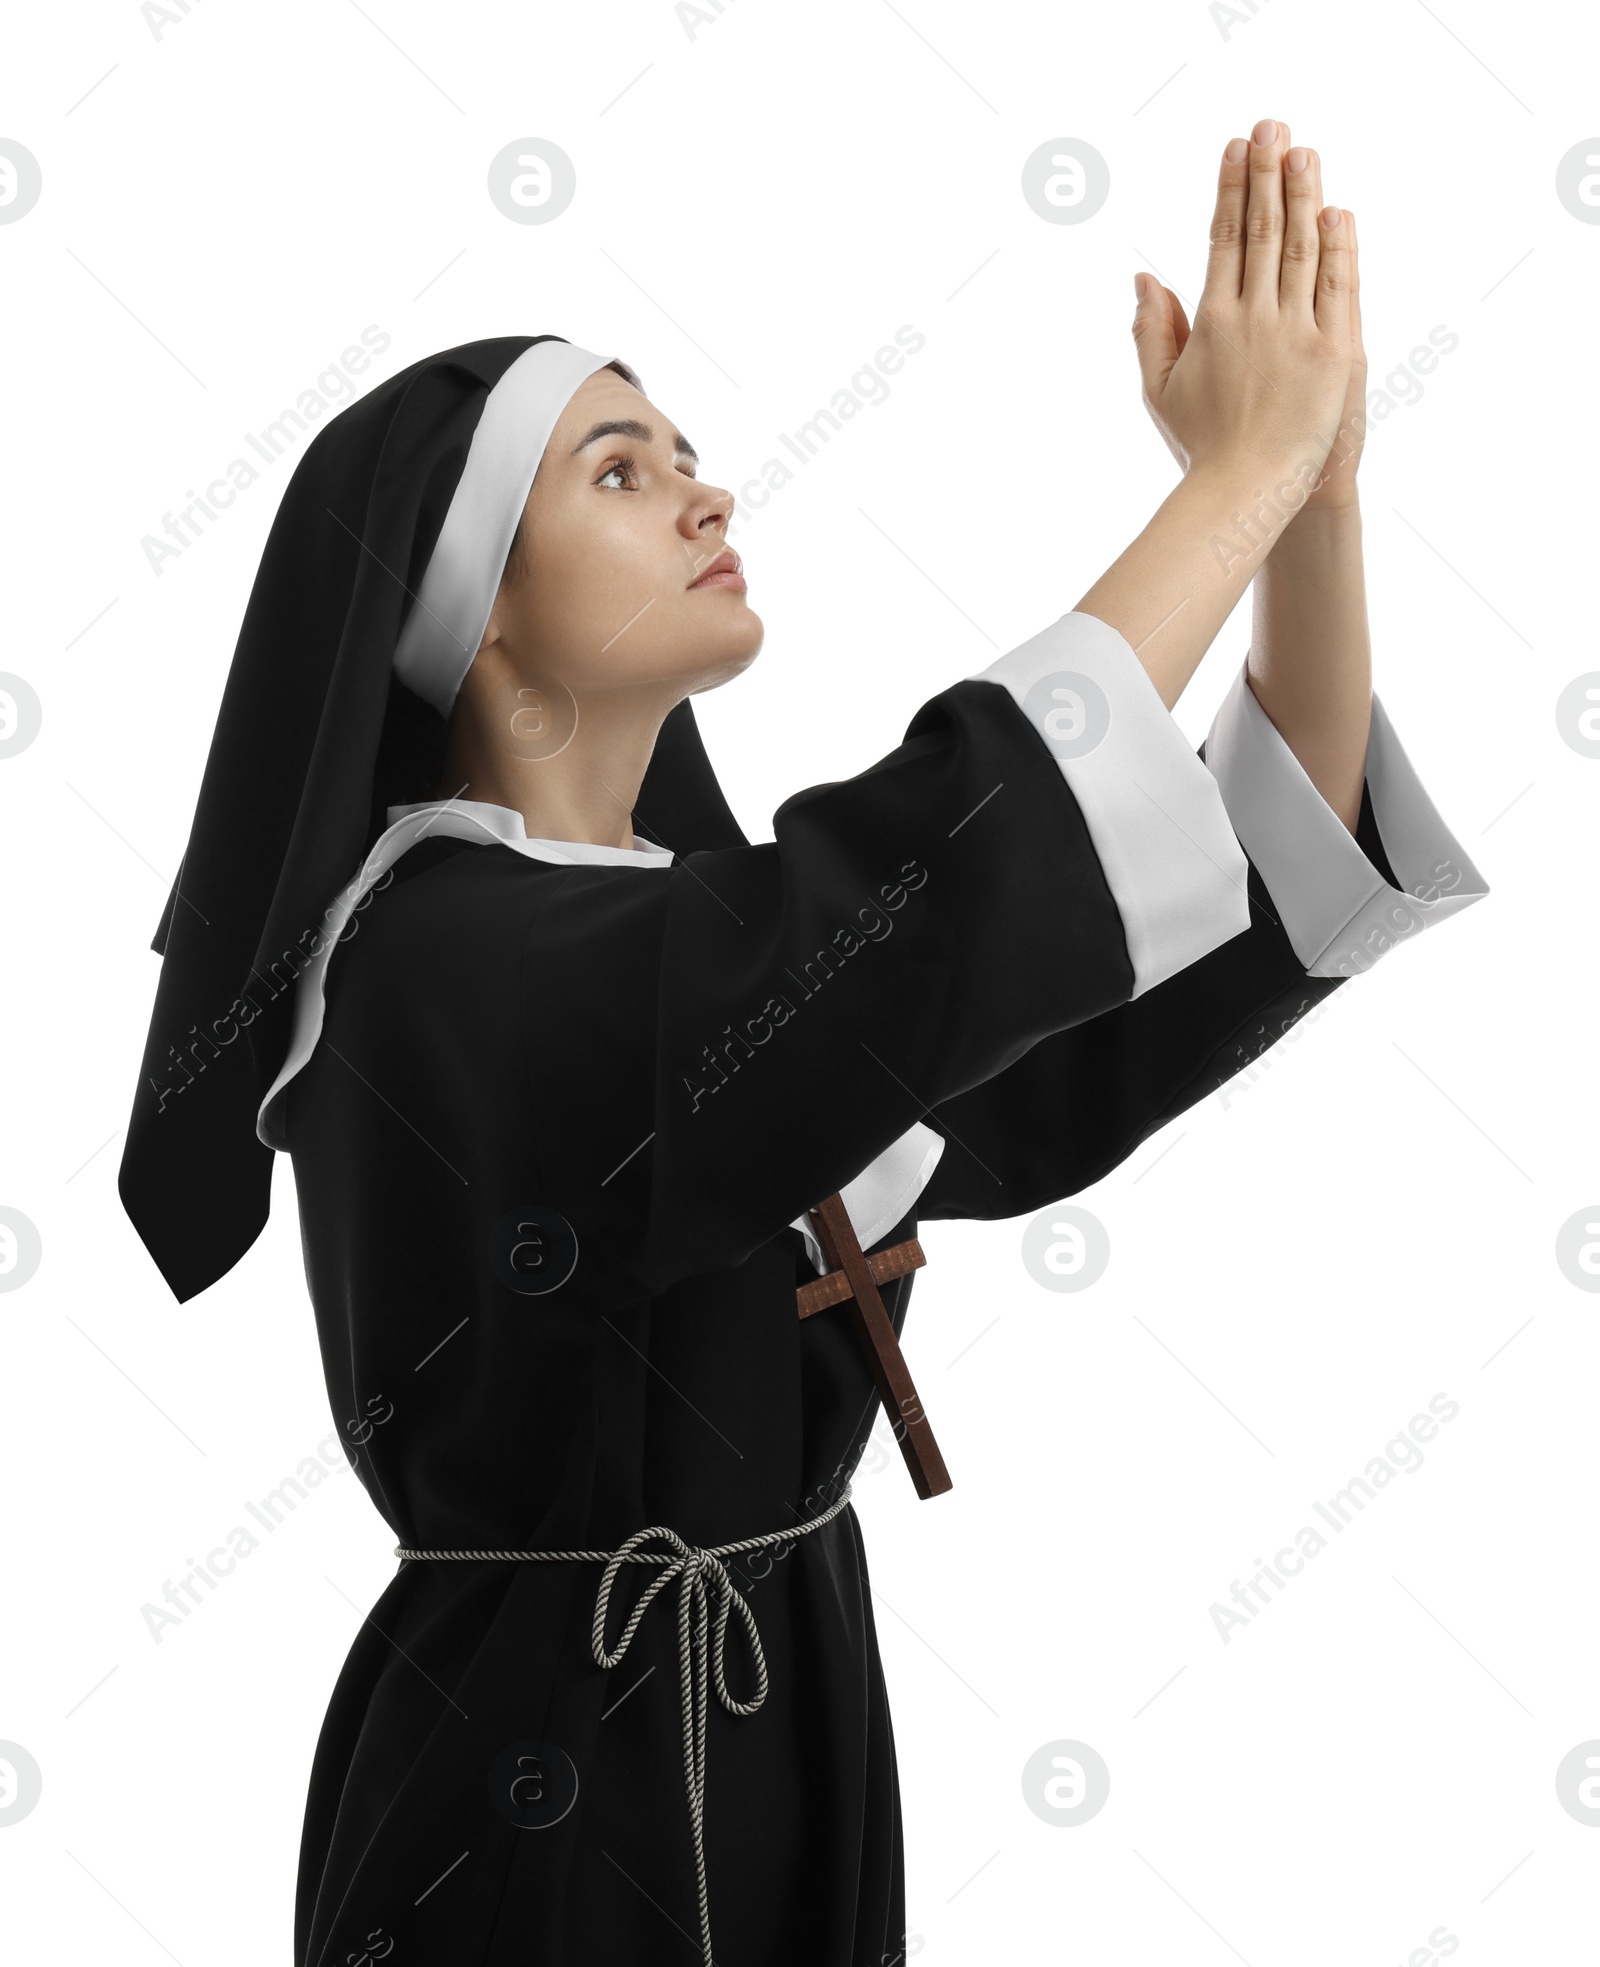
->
xmin=261 ymin=796 xmax=946 ymax=1276
xmin=257 ymin=796 xmax=673 ymax=1150
xmin=385 ymin=797 xmax=675 ymax=868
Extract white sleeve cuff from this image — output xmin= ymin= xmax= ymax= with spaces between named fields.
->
xmin=787 ymin=1121 xmax=947 ymax=1274
xmin=1203 ymin=657 xmax=1489 ymax=979
xmin=967 ymin=610 xmax=1252 ymax=998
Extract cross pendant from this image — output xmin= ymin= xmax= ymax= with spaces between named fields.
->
xmin=795 ymin=1192 xmax=953 ymax=1501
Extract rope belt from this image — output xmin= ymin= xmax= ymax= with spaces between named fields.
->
xmin=394 ymin=1481 xmax=855 ymax=1967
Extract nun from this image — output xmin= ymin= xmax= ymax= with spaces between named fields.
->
xmin=120 ymin=173 xmax=1486 ymax=1964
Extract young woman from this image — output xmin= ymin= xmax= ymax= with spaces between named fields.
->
xmin=121 ymin=119 xmax=1486 ymax=1967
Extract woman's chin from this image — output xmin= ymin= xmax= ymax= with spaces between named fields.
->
xmin=710 ymin=607 xmax=764 ymax=666
xmin=690 ymin=633 xmax=763 ymax=694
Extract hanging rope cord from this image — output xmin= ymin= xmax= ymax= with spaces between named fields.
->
xmin=394 ymin=1480 xmax=856 ymax=1967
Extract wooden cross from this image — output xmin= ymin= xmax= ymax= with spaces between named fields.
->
xmin=795 ymin=1192 xmax=952 ymax=1501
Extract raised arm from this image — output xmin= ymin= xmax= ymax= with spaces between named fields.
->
xmin=1242 ymin=124 xmax=1372 ymax=835
xmin=1078 ymin=118 xmax=1359 ymax=721
xmin=920 ymin=123 xmax=1487 ymax=1228
xmin=1116 ymin=117 xmax=1375 ymax=829
xmin=518 ymin=123 xmax=1484 ymax=1292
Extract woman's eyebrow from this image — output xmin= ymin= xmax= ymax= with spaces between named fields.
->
xmin=569 ymin=417 xmax=699 ymax=465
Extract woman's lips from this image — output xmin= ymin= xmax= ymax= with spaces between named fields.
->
xmin=688 ymin=569 xmax=748 ymax=591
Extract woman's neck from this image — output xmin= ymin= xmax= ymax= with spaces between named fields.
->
xmin=433 ymin=664 xmax=681 ymax=850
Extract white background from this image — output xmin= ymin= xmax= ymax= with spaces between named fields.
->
xmin=4 ymin=2 xmax=1595 ymax=1962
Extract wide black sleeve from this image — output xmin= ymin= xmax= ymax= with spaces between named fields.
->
xmin=920 ymin=649 xmax=1490 ymax=1221
xmin=522 ymin=612 xmax=1269 ymax=1303
xmin=522 ymin=617 xmax=1487 ymax=1302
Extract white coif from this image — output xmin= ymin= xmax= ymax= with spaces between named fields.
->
xmin=391 ymin=340 xmax=622 ymax=716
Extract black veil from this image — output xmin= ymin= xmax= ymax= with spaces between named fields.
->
xmin=119 ymin=334 xmax=747 ymax=1303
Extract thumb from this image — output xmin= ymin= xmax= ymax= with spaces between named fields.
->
xmin=1131 ymin=271 xmax=1179 ymax=398
xmin=1165 ymin=284 xmax=1192 ymax=358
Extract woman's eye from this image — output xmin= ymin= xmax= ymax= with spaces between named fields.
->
xmin=597 ymin=455 xmax=698 ymax=490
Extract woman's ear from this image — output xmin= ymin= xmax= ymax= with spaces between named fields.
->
xmin=473 ymin=599 xmax=508 ymax=665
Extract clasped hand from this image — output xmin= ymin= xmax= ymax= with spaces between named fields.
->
xmin=1134 ymin=117 xmax=1368 ymax=515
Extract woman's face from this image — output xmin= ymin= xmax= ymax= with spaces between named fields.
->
xmin=481 ymin=366 xmax=762 ymax=701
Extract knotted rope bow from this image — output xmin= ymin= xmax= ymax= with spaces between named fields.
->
xmin=395 ymin=1481 xmax=855 ymax=1965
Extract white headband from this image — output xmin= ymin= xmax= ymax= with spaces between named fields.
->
xmin=391 ymin=339 xmax=633 ymax=716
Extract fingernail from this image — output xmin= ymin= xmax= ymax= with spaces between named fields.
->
xmin=1321 ymin=206 xmax=1341 ymax=229
xmin=1133 ymin=272 xmax=1146 ymax=303
xmin=1286 ymin=147 xmax=1309 ymax=173
xmin=1252 ymin=117 xmax=1277 ymax=146
xmin=1225 ymin=137 xmax=1248 ymax=164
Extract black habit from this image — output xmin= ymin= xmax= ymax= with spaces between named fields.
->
xmin=118 ymin=334 xmax=1487 ymax=1966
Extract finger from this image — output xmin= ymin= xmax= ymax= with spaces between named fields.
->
xmin=1279 ymin=144 xmax=1323 ymax=316
xmin=1201 ymin=135 xmax=1251 ymax=306
xmin=1313 ymin=203 xmax=1352 ymax=341
xmin=1243 ymin=116 xmax=1289 ymax=305
xmin=1344 ymin=208 xmax=1363 ymax=358
xmin=1166 ymin=285 xmax=1192 ymax=358
xmin=1336 ymin=211 xmax=1367 ymax=470
xmin=1130 ymin=271 xmax=1179 ymax=399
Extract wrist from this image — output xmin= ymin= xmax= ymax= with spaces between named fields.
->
xmin=1185 ymin=451 xmax=1341 ymax=517
xmin=1171 ymin=461 xmax=1275 ymax=529
xmin=1168 ymin=460 xmax=1321 ymax=573
xmin=1293 ymin=488 xmax=1363 ymax=521
xmin=1263 ymin=496 xmax=1365 ymax=576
